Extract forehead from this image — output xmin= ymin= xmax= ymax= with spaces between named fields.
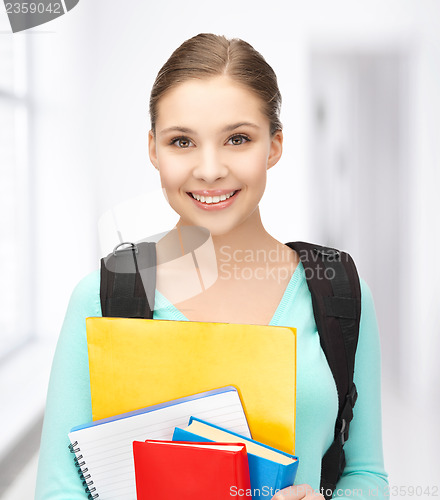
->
xmin=156 ymin=76 xmax=267 ymax=131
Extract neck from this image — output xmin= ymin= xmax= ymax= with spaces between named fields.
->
xmin=177 ymin=208 xmax=276 ymax=253
xmin=213 ymin=213 xmax=274 ymax=256
xmin=155 ymin=209 xmax=295 ymax=304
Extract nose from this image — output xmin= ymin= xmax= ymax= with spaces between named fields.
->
xmin=192 ymin=146 xmax=228 ymax=183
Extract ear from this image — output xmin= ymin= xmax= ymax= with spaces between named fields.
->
xmin=267 ymin=130 xmax=283 ymax=170
xmin=148 ymin=130 xmax=159 ymax=170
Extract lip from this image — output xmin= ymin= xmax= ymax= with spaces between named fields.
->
xmin=186 ymin=189 xmax=241 ymax=211
xmin=187 ymin=189 xmax=240 ymax=196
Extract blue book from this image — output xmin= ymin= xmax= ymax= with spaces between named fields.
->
xmin=173 ymin=416 xmax=299 ymax=498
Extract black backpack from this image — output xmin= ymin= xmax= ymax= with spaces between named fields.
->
xmin=100 ymin=240 xmax=361 ymax=500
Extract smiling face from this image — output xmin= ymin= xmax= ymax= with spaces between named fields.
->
xmin=148 ymin=75 xmax=283 ymax=236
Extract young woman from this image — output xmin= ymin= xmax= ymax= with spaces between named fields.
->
xmin=35 ymin=33 xmax=388 ymax=499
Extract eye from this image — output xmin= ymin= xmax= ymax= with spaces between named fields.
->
xmin=227 ymin=134 xmax=251 ymax=146
xmin=170 ymin=136 xmax=193 ymax=148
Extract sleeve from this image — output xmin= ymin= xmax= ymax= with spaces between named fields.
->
xmin=35 ymin=270 xmax=101 ymax=500
xmin=332 ymin=279 xmax=389 ymax=499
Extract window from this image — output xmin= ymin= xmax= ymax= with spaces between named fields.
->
xmin=0 ymin=33 xmax=33 ymax=360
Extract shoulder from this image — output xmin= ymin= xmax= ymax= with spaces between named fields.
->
xmin=65 ymin=269 xmax=102 ymax=319
xmin=359 ymin=277 xmax=373 ymax=301
xmin=358 ymin=277 xmax=378 ymax=324
xmin=53 ymin=269 xmax=101 ymax=354
xmin=356 ymin=277 xmax=382 ymax=363
xmin=72 ymin=268 xmax=100 ymax=294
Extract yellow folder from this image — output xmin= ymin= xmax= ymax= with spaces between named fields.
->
xmin=86 ymin=317 xmax=296 ymax=453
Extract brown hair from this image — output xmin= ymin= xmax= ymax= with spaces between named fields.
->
xmin=149 ymin=33 xmax=282 ymax=137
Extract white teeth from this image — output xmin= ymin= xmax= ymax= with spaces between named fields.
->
xmin=191 ymin=191 xmax=236 ymax=204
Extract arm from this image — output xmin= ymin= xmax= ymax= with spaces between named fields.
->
xmin=35 ymin=271 xmax=101 ymax=500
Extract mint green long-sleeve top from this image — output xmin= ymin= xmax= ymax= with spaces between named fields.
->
xmin=35 ymin=261 xmax=388 ymax=499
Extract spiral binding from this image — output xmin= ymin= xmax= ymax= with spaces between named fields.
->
xmin=68 ymin=441 xmax=99 ymax=499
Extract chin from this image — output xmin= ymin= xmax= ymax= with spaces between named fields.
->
xmin=204 ymin=219 xmax=246 ymax=238
xmin=206 ymin=226 xmax=232 ymax=237
xmin=176 ymin=219 xmax=235 ymax=238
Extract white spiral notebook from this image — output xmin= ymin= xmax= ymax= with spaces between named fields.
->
xmin=68 ymin=386 xmax=250 ymax=500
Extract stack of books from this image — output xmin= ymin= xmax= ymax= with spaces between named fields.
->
xmin=68 ymin=318 xmax=299 ymax=499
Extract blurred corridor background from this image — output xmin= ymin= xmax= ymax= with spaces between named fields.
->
xmin=1 ymin=0 xmax=439 ymax=497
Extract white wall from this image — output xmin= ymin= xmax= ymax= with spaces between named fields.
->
xmin=28 ymin=3 xmax=98 ymax=339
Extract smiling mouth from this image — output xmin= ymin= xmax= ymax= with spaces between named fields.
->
xmin=187 ymin=190 xmax=240 ymax=205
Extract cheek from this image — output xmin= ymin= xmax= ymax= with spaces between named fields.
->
xmin=234 ymin=149 xmax=268 ymax=182
xmin=157 ymin=157 xmax=189 ymax=190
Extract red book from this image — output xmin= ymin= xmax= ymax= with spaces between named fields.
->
xmin=133 ymin=440 xmax=251 ymax=499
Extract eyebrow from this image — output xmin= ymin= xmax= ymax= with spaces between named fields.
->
xmin=158 ymin=122 xmax=260 ymax=136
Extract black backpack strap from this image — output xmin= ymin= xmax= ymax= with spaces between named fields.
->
xmin=286 ymin=241 xmax=361 ymax=499
xmin=100 ymin=241 xmax=157 ymax=319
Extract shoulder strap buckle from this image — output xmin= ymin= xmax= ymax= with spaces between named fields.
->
xmin=347 ymin=382 xmax=358 ymax=407
xmin=338 ymin=383 xmax=358 ymax=445
xmin=113 ymin=241 xmax=138 ymax=257
xmin=339 ymin=419 xmax=348 ymax=445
